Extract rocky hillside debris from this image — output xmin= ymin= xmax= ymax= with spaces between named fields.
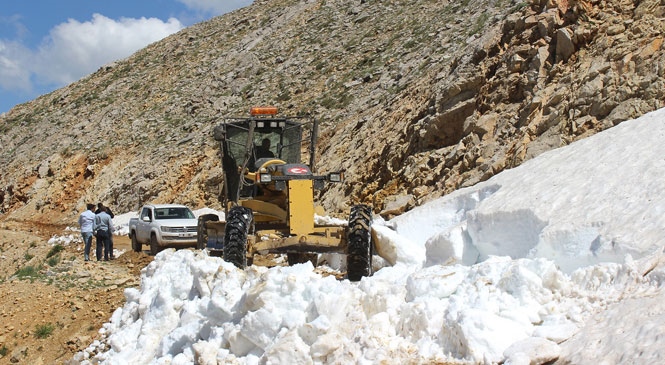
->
xmin=0 ymin=0 xmax=663 ymax=224
xmin=348 ymin=0 xmax=665 ymax=213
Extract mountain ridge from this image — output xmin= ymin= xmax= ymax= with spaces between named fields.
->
xmin=1 ymin=0 xmax=663 ymax=224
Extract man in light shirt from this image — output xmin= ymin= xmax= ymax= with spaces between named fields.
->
xmin=78 ymin=203 xmax=96 ymax=262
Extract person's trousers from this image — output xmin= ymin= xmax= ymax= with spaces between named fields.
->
xmin=109 ymin=234 xmax=114 ymax=259
xmin=95 ymin=230 xmax=111 ymax=261
xmin=81 ymin=231 xmax=93 ymax=261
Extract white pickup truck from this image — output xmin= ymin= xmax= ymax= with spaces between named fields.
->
xmin=128 ymin=204 xmax=200 ymax=255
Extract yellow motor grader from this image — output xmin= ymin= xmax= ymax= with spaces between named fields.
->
xmin=197 ymin=107 xmax=375 ymax=281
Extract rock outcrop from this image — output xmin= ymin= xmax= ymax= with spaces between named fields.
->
xmin=1 ymin=0 xmax=663 ymax=224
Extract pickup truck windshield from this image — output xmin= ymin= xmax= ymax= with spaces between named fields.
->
xmin=154 ymin=207 xmax=195 ymax=219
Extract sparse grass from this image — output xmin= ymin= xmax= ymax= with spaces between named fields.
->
xmin=471 ymin=12 xmax=490 ymax=36
xmin=47 ymin=255 xmax=60 ymax=267
xmin=277 ymin=90 xmax=291 ymax=102
xmin=46 ymin=244 xmax=64 ymax=258
xmin=0 ymin=345 xmax=8 ymax=356
xmin=320 ymin=87 xmax=354 ymax=110
xmin=83 ymin=92 xmax=99 ymax=103
xmin=2 ymin=146 xmax=19 ymax=159
xmin=34 ymin=323 xmax=55 ymax=339
xmin=14 ymin=265 xmax=43 ymax=281
xmin=320 ymin=96 xmax=338 ymax=109
xmin=61 ymin=146 xmax=74 ymax=157
xmin=513 ymin=2 xmax=529 ymax=10
xmin=24 ymin=253 xmax=34 ymax=261
xmin=49 ymin=274 xmax=106 ymax=290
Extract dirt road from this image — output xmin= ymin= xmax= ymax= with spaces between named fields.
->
xmin=0 ymin=221 xmax=153 ymax=364
xmin=0 ymin=220 xmax=341 ymax=364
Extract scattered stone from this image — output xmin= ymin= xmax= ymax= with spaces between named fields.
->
xmin=10 ymin=346 xmax=28 ymax=363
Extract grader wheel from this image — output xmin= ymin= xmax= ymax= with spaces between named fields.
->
xmin=346 ymin=204 xmax=373 ymax=281
xmin=224 ymin=206 xmax=253 ymax=268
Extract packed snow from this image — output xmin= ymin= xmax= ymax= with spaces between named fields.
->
xmin=68 ymin=109 xmax=665 ymax=364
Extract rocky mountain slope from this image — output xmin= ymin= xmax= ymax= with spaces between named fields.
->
xmin=1 ymin=0 xmax=663 ymax=224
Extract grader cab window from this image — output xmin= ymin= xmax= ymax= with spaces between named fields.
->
xmin=222 ymin=122 xmax=302 ymax=166
xmin=219 ymin=118 xmax=306 ymax=201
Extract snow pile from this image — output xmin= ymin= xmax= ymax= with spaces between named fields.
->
xmin=47 ymin=226 xmax=82 ymax=246
xmin=392 ymin=109 xmax=665 ymax=273
xmin=72 ymin=109 xmax=665 ymax=364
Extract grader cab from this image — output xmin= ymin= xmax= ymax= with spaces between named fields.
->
xmin=197 ymin=107 xmax=375 ymax=281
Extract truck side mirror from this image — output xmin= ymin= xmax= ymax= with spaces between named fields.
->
xmin=142 ymin=216 xmax=151 ymax=222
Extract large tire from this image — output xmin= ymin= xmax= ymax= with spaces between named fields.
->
xmin=150 ymin=233 xmax=162 ymax=256
xmin=131 ymin=232 xmax=142 ymax=253
xmin=224 ymin=206 xmax=253 ymax=268
xmin=197 ymin=214 xmax=219 ymax=250
xmin=346 ymin=204 xmax=374 ymax=281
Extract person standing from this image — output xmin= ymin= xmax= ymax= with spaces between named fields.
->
xmin=96 ymin=203 xmax=116 ymax=259
xmin=96 ymin=202 xmax=114 ymax=217
xmin=95 ymin=207 xmax=114 ymax=261
xmin=78 ymin=203 xmax=96 ymax=262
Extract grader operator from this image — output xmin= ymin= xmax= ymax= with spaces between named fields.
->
xmin=197 ymin=107 xmax=375 ymax=281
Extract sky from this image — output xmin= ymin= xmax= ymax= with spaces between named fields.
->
xmin=0 ymin=0 xmax=253 ymax=115
xmin=44 ymin=107 xmax=665 ymax=364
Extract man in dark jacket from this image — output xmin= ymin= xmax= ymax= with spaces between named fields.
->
xmin=96 ymin=203 xmax=114 ymax=218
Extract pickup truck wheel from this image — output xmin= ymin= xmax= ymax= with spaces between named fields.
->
xmin=131 ymin=232 xmax=142 ymax=253
xmin=346 ymin=204 xmax=374 ymax=282
xmin=197 ymin=214 xmax=219 ymax=250
xmin=224 ymin=206 xmax=253 ymax=269
xmin=150 ymin=233 xmax=163 ymax=256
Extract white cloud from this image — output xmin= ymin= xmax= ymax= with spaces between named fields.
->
xmin=0 ymin=40 xmax=32 ymax=92
xmin=0 ymin=14 xmax=183 ymax=95
xmin=0 ymin=14 xmax=29 ymax=39
xmin=32 ymin=14 xmax=184 ymax=86
xmin=0 ymin=15 xmax=32 ymax=92
xmin=176 ymin=0 xmax=253 ymax=16
xmin=0 ymin=4 xmax=249 ymax=112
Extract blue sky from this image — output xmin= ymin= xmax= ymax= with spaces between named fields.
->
xmin=0 ymin=0 xmax=253 ymax=114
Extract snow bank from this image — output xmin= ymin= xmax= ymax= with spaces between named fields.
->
xmin=76 ymin=248 xmax=663 ymax=364
xmin=396 ymin=109 xmax=665 ymax=273
xmin=71 ymin=108 xmax=665 ymax=364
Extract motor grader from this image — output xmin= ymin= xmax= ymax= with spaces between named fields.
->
xmin=197 ymin=106 xmax=375 ymax=281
